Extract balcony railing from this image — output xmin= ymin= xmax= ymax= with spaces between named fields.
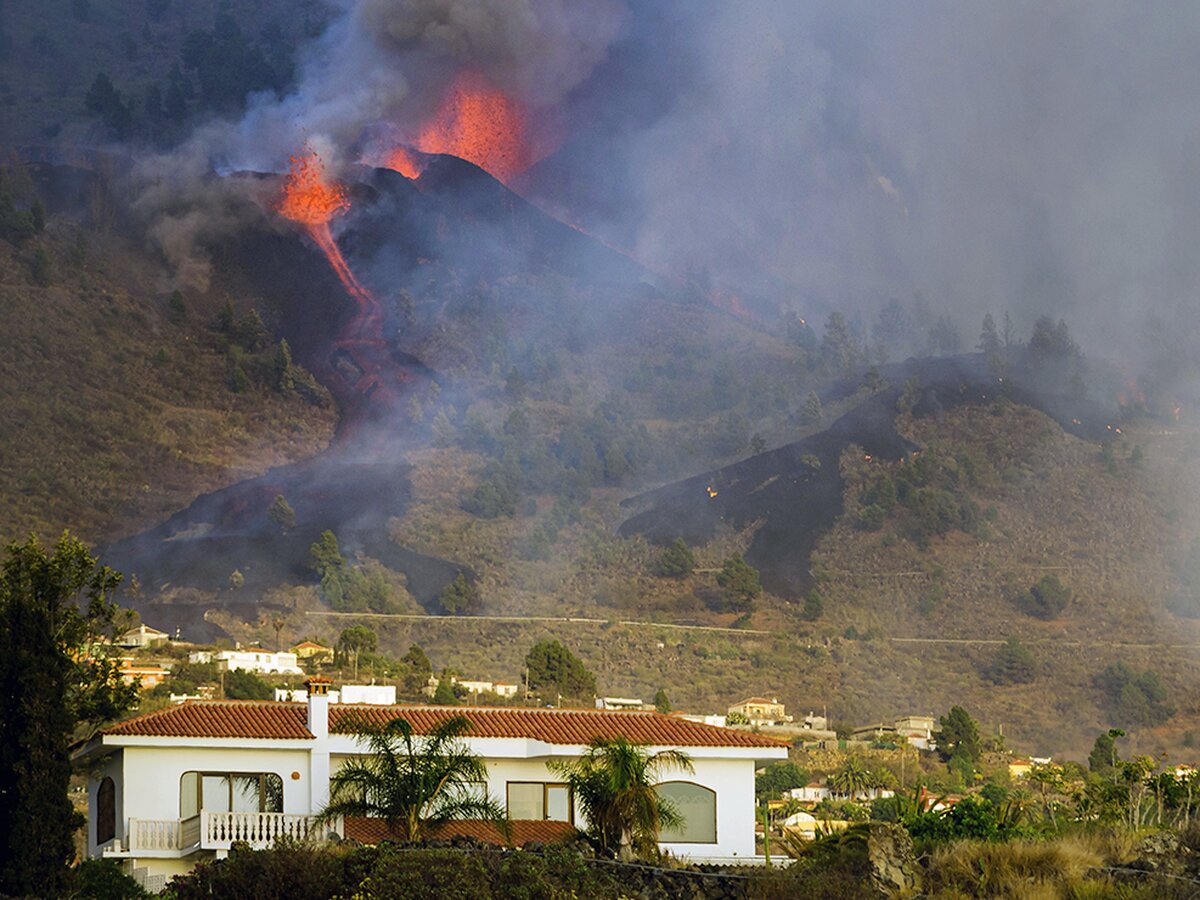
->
xmin=202 ymin=811 xmax=332 ymax=849
xmin=123 ymin=812 xmax=336 ymax=855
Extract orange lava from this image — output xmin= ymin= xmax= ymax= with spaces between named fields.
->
xmin=277 ymin=150 xmax=382 ymax=339
xmin=414 ymin=72 xmax=530 ymax=184
xmin=385 ymin=145 xmax=425 ymax=180
xmin=277 ymin=150 xmax=349 ymax=226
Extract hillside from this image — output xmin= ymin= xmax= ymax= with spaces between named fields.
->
xmin=0 ymin=198 xmax=336 ymax=545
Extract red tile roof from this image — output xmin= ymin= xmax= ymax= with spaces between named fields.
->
xmin=343 ymin=817 xmax=579 ymax=847
xmin=104 ymin=701 xmax=787 ymax=748
xmin=106 ymin=701 xmax=313 ymax=739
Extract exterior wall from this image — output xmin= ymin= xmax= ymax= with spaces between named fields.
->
xmin=334 ymin=751 xmax=761 ymax=860
xmin=120 ymin=744 xmax=316 ymax=822
xmin=88 ymin=752 xmax=125 ymax=858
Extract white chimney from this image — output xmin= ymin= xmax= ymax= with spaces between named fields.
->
xmin=305 ymin=677 xmax=331 ymax=739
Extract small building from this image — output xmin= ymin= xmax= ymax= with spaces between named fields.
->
xmin=679 ymin=713 xmax=728 ymax=728
xmin=895 ymin=715 xmax=936 ymax=750
xmin=340 ymin=684 xmax=396 ymax=705
xmin=116 ymin=625 xmax=171 ymax=649
xmin=728 ymin=697 xmax=788 ymax=724
xmin=596 ymin=697 xmax=646 ymax=711
xmin=188 ymin=650 xmax=302 ymax=676
xmin=1008 ymin=758 xmax=1033 ymax=779
xmin=119 ymin=658 xmax=170 ymax=690
xmin=786 ymin=781 xmax=894 ymax=805
xmin=291 ymin=641 xmax=333 ymax=663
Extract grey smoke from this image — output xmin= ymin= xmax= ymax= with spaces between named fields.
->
xmin=565 ymin=1 xmax=1200 ymax=355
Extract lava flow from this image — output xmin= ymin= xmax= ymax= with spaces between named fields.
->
xmin=277 ymin=149 xmax=406 ymax=432
xmin=277 ymin=151 xmax=372 ymax=308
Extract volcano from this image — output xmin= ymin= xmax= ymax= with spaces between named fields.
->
xmin=103 ymin=153 xmax=652 ymax=640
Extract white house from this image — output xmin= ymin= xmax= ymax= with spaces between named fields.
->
xmin=76 ymin=678 xmax=787 ymax=891
xmin=595 ymin=697 xmax=646 ymax=711
xmin=456 ymin=679 xmax=520 ymax=699
xmin=117 ymin=624 xmax=171 ymax=649
xmin=786 ymin=781 xmax=895 ymax=804
xmin=187 ymin=650 xmax=302 ymax=675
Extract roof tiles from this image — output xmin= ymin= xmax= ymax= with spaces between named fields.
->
xmin=104 ymin=701 xmax=787 ymax=749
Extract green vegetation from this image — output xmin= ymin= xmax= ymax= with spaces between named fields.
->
xmin=224 ymin=668 xmax=272 ymax=700
xmin=984 ymin=636 xmax=1037 ymax=685
xmin=1095 ymin=662 xmax=1174 ymax=728
xmin=320 ymin=715 xmax=507 ymax=841
xmin=524 ymin=640 xmax=595 ymax=702
xmin=438 ymin=573 xmax=481 ymax=616
xmin=716 ymin=552 xmax=762 ymax=613
xmin=657 ymin=538 xmax=696 ymax=578
xmin=550 ymin=737 xmax=691 ymax=860
xmin=1017 ymin=574 xmax=1071 ymax=620
xmin=309 ymin=531 xmax=395 ymax=614
xmin=0 ymin=534 xmax=137 ymax=897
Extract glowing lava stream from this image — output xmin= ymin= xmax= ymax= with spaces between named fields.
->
xmin=278 ymin=150 xmax=382 ymax=341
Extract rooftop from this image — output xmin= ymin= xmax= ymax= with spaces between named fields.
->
xmin=102 ymin=701 xmax=789 ymax=748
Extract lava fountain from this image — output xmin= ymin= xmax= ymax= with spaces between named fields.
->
xmin=277 ymin=150 xmax=383 ymax=342
xmin=396 ymin=71 xmax=533 ymax=185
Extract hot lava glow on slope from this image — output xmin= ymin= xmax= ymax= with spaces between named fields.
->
xmin=387 ymin=71 xmax=534 ymax=185
xmin=277 ymin=149 xmax=374 ymax=308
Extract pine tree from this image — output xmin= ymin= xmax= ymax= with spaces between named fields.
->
xmin=658 ymin=538 xmax=696 ymax=578
xmin=654 ymin=689 xmax=671 ymax=714
xmin=273 ymin=339 xmax=294 ymax=392
xmin=268 ymin=494 xmax=296 ymax=532
xmin=716 ymin=553 xmax=762 ymax=613
xmin=438 ymin=572 xmax=480 ymax=616
xmin=801 ymin=390 xmax=823 ymax=426
xmin=801 ymin=589 xmax=824 ymax=621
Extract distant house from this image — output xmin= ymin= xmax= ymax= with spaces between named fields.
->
xmin=291 ymin=641 xmax=333 ymax=663
xmin=118 ymin=658 xmax=170 ymax=690
xmin=1008 ymin=758 xmax=1033 ymax=779
xmin=679 ymin=713 xmax=729 ymax=728
xmin=275 ymin=684 xmax=397 ymax=705
xmin=728 ymin=697 xmax=789 ymax=724
xmin=596 ymin=697 xmax=646 ymax=711
xmin=188 ymin=650 xmax=303 ymax=675
xmin=852 ymin=715 xmax=936 ymax=750
xmin=116 ymin=625 xmax=170 ymax=650
xmin=446 ymin=678 xmax=521 ymax=700
xmin=786 ymin=781 xmax=894 ymax=805
xmin=894 ymin=715 xmax=936 ymax=750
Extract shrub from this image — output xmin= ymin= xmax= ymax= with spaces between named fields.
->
xmin=1017 ymin=574 xmax=1071 ymax=620
xmin=984 ymin=636 xmax=1037 ymax=685
xmin=658 ymin=538 xmax=696 ymax=577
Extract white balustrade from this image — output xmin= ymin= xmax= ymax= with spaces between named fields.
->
xmin=127 ymin=818 xmax=183 ymax=851
xmin=201 ymin=811 xmax=327 ymax=849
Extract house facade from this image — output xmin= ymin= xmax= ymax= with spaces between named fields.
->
xmin=728 ymin=697 xmax=788 ymax=724
xmin=117 ymin=625 xmax=171 ymax=649
xmin=76 ymin=680 xmax=786 ymax=891
xmin=187 ymin=649 xmax=303 ymax=675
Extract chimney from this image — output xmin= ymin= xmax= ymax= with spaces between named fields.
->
xmin=305 ymin=676 xmax=332 ymax=739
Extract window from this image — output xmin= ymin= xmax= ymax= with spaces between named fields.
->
xmin=180 ymin=772 xmax=284 ymax=818
xmin=506 ymin=782 xmax=572 ymax=822
xmin=97 ymin=777 xmax=116 ymax=845
xmin=656 ymin=781 xmax=716 ymax=844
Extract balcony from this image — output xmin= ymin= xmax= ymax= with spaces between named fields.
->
xmin=118 ymin=812 xmax=338 ymax=858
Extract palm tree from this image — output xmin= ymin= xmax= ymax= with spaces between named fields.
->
xmin=830 ymin=757 xmax=873 ymax=802
xmin=550 ymin=737 xmax=692 ymax=860
xmin=319 ymin=714 xmax=509 ymax=842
